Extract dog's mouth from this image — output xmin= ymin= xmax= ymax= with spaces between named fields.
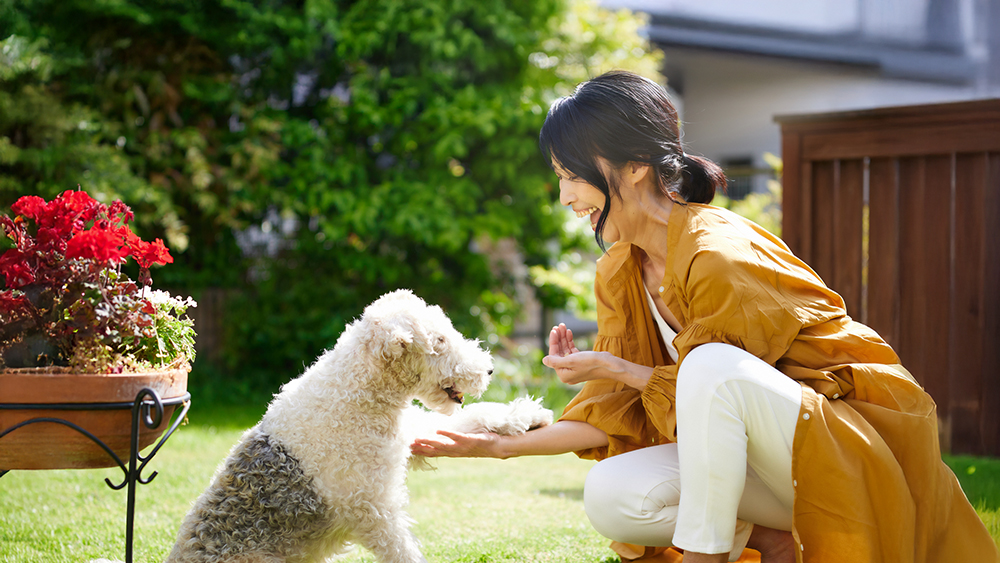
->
xmin=443 ymin=385 xmax=464 ymax=404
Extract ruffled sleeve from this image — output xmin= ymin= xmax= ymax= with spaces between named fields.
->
xmin=560 ymin=334 xmax=662 ymax=460
xmin=559 ymin=252 xmax=666 ymax=460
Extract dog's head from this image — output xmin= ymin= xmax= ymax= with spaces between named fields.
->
xmin=358 ymin=289 xmax=493 ymax=415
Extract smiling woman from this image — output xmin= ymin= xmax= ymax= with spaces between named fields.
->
xmin=539 ymin=71 xmax=725 ymax=252
xmin=413 ymin=70 xmax=1000 ymax=563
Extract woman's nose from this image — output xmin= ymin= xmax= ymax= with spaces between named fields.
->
xmin=558 ymin=181 xmax=574 ymax=207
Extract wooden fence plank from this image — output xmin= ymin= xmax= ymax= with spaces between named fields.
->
xmin=781 ymin=131 xmax=804 ymax=258
xmin=982 ymin=154 xmax=1000 ymax=456
xmin=948 ymin=154 xmax=987 ymax=453
xmin=801 ymin=161 xmax=814 ymax=265
xmin=898 ymin=156 xmax=953 ymax=417
xmin=776 ymin=98 xmax=1000 ymax=131
xmin=923 ymin=155 xmax=955 ymax=421
xmin=896 ymin=157 xmax=925 ymax=386
xmin=801 ymin=124 xmax=1000 ymax=160
xmin=834 ymin=159 xmax=864 ymax=319
xmin=867 ymin=158 xmax=900 ymax=348
xmin=810 ymin=161 xmax=836 ymax=287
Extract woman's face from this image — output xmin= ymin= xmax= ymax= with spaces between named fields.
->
xmin=554 ymin=160 xmax=621 ymax=243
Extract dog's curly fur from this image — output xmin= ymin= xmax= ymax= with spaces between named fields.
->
xmin=176 ymin=428 xmax=330 ymax=559
xmin=159 ymin=290 xmax=551 ymax=563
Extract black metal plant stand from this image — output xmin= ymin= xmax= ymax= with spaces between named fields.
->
xmin=0 ymin=388 xmax=192 ymax=563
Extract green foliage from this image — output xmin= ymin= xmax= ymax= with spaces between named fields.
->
xmin=714 ymin=152 xmax=783 ymax=237
xmin=476 ymin=345 xmax=581 ymax=416
xmin=1 ymin=0 xmax=663 ymax=392
xmin=529 ymin=248 xmax=597 ymax=322
xmin=132 ymin=290 xmax=197 ymax=368
xmin=0 ymin=34 xmax=179 ymax=245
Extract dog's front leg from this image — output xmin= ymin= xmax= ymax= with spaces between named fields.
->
xmin=355 ymin=508 xmax=427 ymax=563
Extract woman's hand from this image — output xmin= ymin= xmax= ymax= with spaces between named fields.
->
xmin=410 ymin=430 xmax=506 ymax=459
xmin=542 ymin=323 xmax=616 ymax=385
xmin=542 ymin=323 xmax=654 ymax=390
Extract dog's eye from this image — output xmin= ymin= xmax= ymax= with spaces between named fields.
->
xmin=437 ymin=336 xmax=445 ymax=344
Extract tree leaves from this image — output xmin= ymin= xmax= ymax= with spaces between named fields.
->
xmin=2 ymin=0 xmax=663 ymax=388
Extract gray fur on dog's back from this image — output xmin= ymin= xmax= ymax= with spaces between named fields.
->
xmin=167 ymin=427 xmax=332 ymax=562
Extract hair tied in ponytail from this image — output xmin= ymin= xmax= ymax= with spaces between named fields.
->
xmin=679 ymin=153 xmax=727 ymax=204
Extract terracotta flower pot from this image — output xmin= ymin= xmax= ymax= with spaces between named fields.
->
xmin=0 ymin=367 xmax=189 ymax=470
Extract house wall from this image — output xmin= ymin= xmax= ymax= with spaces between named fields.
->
xmin=670 ymin=49 xmax=986 ymax=173
xmin=599 ymin=0 xmax=998 ymax=189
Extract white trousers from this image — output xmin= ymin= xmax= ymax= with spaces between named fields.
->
xmin=583 ymin=343 xmax=802 ymax=561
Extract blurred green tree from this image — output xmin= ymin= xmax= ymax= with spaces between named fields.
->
xmin=0 ymin=0 xmax=662 ymax=394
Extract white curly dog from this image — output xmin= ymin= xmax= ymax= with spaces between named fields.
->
xmin=161 ymin=289 xmax=551 ymax=563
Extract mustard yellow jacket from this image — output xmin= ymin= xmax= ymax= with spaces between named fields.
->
xmin=560 ymin=202 xmax=999 ymax=562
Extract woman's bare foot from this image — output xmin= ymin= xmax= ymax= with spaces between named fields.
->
xmin=746 ymin=525 xmax=796 ymax=563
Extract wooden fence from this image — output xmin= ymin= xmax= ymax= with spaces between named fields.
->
xmin=777 ymin=99 xmax=1000 ymax=456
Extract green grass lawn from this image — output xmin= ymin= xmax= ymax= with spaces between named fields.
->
xmin=1 ymin=403 xmax=997 ymax=562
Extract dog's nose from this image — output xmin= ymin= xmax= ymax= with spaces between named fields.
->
xmin=487 ymin=369 xmax=493 ymax=375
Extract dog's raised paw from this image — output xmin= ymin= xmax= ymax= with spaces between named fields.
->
xmin=510 ymin=396 xmax=554 ymax=432
xmin=452 ymin=397 xmax=553 ymax=435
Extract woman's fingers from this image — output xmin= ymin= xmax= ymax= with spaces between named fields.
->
xmin=547 ymin=323 xmax=580 ymax=357
xmin=541 ymin=353 xmax=560 ymax=369
xmin=410 ymin=437 xmax=458 ymax=457
xmin=542 ymin=352 xmax=580 ymax=384
xmin=565 ymin=327 xmax=579 ymax=354
xmin=434 ymin=429 xmax=467 ymax=441
xmin=410 ymin=430 xmax=496 ymax=458
xmin=548 ymin=325 xmax=563 ymax=356
xmin=560 ymin=326 xmax=572 ymax=355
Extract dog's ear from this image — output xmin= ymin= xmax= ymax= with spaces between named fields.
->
xmin=380 ymin=324 xmax=414 ymax=360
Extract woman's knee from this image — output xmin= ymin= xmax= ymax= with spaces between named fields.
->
xmin=583 ymin=446 xmax=683 ymax=541
xmin=676 ymin=342 xmax=748 ymax=405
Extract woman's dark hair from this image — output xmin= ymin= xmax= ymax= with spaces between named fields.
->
xmin=538 ymin=70 xmax=726 ymax=250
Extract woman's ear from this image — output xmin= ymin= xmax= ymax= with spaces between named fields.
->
xmin=626 ymin=161 xmax=652 ymax=185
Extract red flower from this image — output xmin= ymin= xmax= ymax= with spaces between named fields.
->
xmin=40 ymin=190 xmax=101 ymax=235
xmin=65 ymin=228 xmax=129 ymax=264
xmin=108 ymin=200 xmax=134 ymax=225
xmin=0 ymin=249 xmax=35 ymax=288
xmin=116 ymin=224 xmax=142 ymax=252
xmin=36 ymin=227 xmax=68 ymax=254
xmin=131 ymin=237 xmax=173 ymax=269
xmin=11 ymin=196 xmax=47 ymax=222
xmin=60 ymin=190 xmax=99 ymax=216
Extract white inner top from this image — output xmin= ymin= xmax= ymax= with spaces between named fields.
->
xmin=644 ymin=284 xmax=680 ymax=363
